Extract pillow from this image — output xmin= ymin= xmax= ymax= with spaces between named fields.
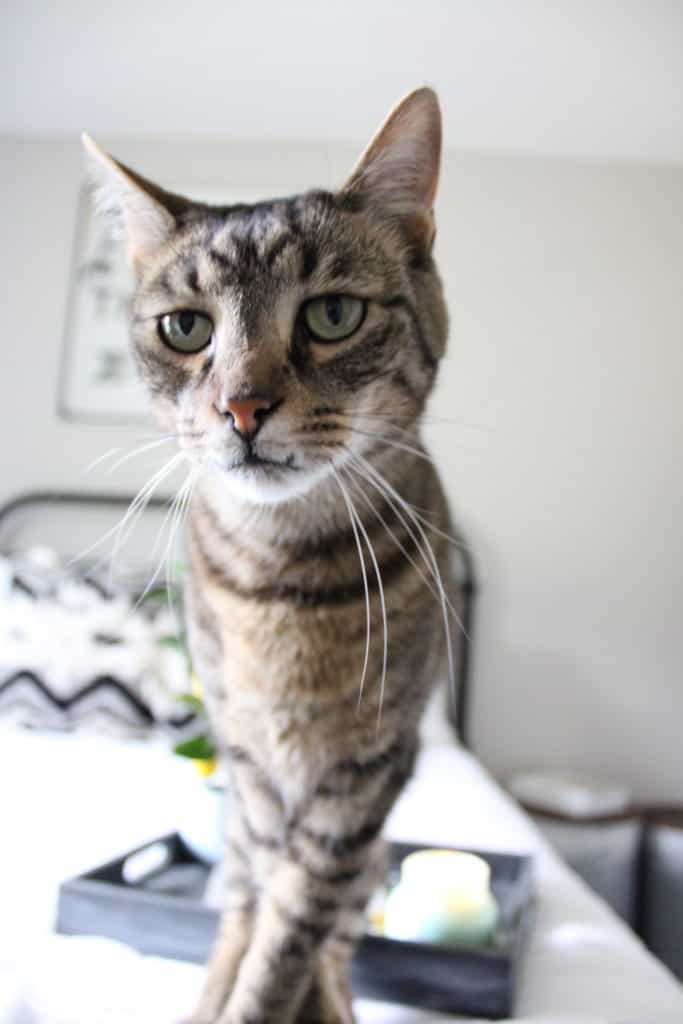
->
xmin=0 ymin=546 xmax=194 ymax=738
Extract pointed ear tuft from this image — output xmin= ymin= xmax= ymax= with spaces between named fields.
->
xmin=341 ymin=87 xmax=442 ymax=249
xmin=81 ymin=133 xmax=188 ymax=270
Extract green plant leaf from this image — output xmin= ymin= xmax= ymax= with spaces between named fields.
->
xmin=158 ymin=635 xmax=184 ymax=651
xmin=137 ymin=586 xmax=172 ymax=604
xmin=176 ymin=694 xmax=204 ymax=712
xmin=174 ymin=735 xmax=216 ymax=760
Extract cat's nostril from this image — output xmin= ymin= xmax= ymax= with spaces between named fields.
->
xmin=223 ymin=396 xmax=277 ymax=439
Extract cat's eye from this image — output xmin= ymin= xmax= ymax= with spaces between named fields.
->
xmin=303 ymin=296 xmax=365 ymax=343
xmin=158 ymin=311 xmax=213 ymax=353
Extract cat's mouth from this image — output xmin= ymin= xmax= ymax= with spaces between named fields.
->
xmin=228 ymin=446 xmax=299 ymax=474
xmin=209 ymin=441 xmax=329 ymax=504
xmin=242 ymin=451 xmax=297 ymax=470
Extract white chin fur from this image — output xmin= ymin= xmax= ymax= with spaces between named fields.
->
xmin=210 ymin=461 xmax=330 ymax=506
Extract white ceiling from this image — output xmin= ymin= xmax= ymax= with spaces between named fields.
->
xmin=3 ymin=0 xmax=682 ymax=163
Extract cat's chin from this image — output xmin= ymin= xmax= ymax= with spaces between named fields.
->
xmin=210 ymin=460 xmax=329 ymax=507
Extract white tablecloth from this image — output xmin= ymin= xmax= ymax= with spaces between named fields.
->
xmin=0 ymin=728 xmax=681 ymax=1024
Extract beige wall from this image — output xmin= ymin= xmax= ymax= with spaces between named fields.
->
xmin=2 ymin=135 xmax=682 ymax=800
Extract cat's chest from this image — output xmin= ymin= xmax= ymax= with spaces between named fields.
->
xmin=192 ymin=568 xmax=371 ymax=703
xmin=226 ymin=689 xmax=334 ymax=814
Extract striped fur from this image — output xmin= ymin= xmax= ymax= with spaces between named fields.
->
xmin=85 ymin=88 xmax=457 ymax=1023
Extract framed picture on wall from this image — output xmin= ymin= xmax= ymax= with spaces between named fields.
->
xmin=59 ymin=189 xmax=144 ymax=422
xmin=58 ymin=184 xmax=265 ymax=423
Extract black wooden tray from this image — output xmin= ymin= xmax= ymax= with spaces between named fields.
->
xmin=56 ymin=833 xmax=534 ymax=1019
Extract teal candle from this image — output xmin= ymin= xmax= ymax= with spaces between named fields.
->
xmin=383 ymin=849 xmax=499 ymax=947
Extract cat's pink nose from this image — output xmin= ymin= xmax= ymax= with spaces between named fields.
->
xmin=225 ymin=396 xmax=275 ymax=439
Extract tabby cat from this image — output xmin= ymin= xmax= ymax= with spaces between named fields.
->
xmin=85 ymin=87 xmax=458 ymax=1024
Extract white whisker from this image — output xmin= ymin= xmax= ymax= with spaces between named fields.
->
xmin=133 ymin=467 xmax=194 ymax=613
xmin=333 ymin=466 xmax=388 ymax=732
xmin=331 ymin=466 xmax=371 ymax=713
xmin=83 ymin=447 xmax=126 ymax=474
xmin=132 ymin=494 xmax=183 ymax=612
xmin=347 ymin=449 xmax=460 ymax=707
xmin=66 ymin=453 xmax=182 ymax=574
xmin=340 ymin=465 xmax=461 ymax=620
xmin=82 ymin=435 xmax=177 ymax=476
xmin=409 ymin=507 xmax=469 ymax=550
xmin=105 ymin=435 xmax=177 ymax=474
xmin=106 ymin=452 xmax=187 ymax=588
xmin=164 ymin=466 xmax=199 ymax=621
xmin=330 ymin=407 xmax=493 ymax=433
xmin=342 ymin=427 xmax=435 ymax=465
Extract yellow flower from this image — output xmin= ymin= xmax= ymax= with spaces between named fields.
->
xmin=193 ymin=757 xmax=217 ymax=778
xmin=190 ymin=672 xmax=204 ymax=700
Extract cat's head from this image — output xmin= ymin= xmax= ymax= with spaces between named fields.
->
xmin=84 ymin=88 xmax=447 ymax=505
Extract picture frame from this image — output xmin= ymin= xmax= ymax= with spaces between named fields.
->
xmin=59 ymin=188 xmax=146 ymax=423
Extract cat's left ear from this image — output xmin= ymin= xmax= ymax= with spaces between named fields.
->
xmin=82 ymin=134 xmax=189 ymax=271
xmin=341 ymin=87 xmax=442 ymax=253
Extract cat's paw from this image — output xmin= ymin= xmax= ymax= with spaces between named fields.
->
xmin=181 ymin=988 xmax=231 ymax=1024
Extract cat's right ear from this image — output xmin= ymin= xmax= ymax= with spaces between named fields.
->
xmin=82 ymin=134 xmax=188 ymax=271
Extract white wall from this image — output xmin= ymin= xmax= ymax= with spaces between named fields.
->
xmin=4 ymin=0 xmax=683 ymax=164
xmin=430 ymin=156 xmax=683 ymax=802
xmin=2 ymin=134 xmax=682 ymax=801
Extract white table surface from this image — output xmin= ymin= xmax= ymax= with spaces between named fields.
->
xmin=0 ymin=727 xmax=681 ymax=1024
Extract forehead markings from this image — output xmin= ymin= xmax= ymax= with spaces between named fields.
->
xmin=300 ymin=241 xmax=318 ymax=281
xmin=197 ymin=191 xmax=342 ymax=280
xmin=331 ymin=256 xmax=350 ymax=279
xmin=160 ymin=188 xmax=386 ymax=301
xmin=174 ymin=192 xmax=364 ymax=300
xmin=264 ymin=232 xmax=299 ymax=269
xmin=184 ymin=264 xmax=200 ymax=294
xmin=205 ymin=220 xmax=299 ymax=288
xmin=144 ymin=239 xmax=205 ymax=301
xmin=154 ymin=267 xmax=173 ymax=298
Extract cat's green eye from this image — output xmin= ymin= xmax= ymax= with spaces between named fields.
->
xmin=303 ymin=296 xmax=365 ymax=343
xmin=158 ymin=311 xmax=213 ymax=353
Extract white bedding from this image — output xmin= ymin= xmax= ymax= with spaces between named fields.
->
xmin=0 ymin=725 xmax=681 ymax=1024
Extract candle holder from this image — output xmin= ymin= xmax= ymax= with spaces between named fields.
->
xmin=382 ymin=848 xmax=500 ymax=947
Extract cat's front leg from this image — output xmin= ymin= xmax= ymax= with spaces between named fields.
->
xmin=185 ymin=816 xmax=256 ymax=1024
xmin=185 ymin=907 xmax=253 ymax=1024
xmin=216 ymin=855 xmax=364 ymax=1024
xmin=295 ymin=946 xmax=357 ymax=1024
xmin=216 ymin=739 xmax=410 ymax=1024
